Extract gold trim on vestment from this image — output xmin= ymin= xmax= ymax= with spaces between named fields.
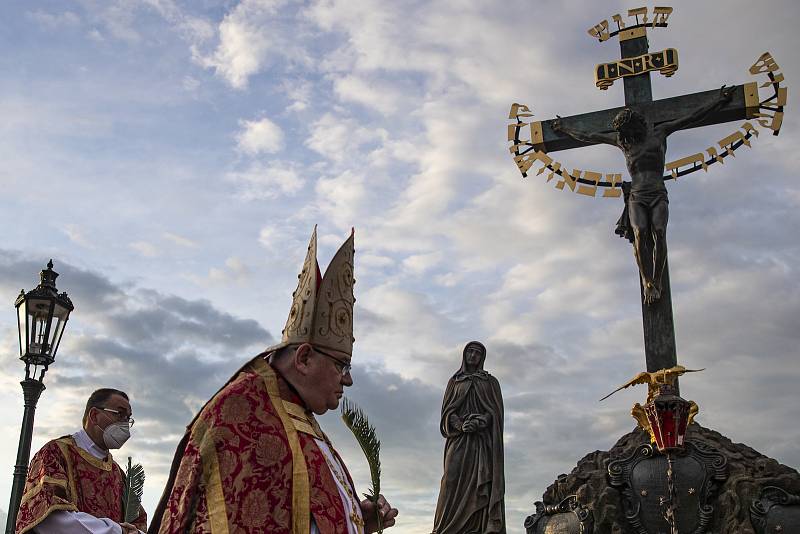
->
xmin=282 ymin=401 xmax=325 ymax=440
xmin=19 ymin=476 xmax=69 ymax=506
xmin=57 ymin=437 xmax=114 ymax=471
xmin=17 ymin=503 xmax=78 ymax=534
xmin=252 ymin=358 xmax=311 ymax=534
xmin=194 ymin=417 xmax=230 ymax=534
xmin=55 ymin=440 xmax=79 ymax=507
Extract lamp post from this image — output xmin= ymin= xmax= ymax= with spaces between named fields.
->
xmin=644 ymin=384 xmax=692 ymax=534
xmin=5 ymin=260 xmax=73 ymax=534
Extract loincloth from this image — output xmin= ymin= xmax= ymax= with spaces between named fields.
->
xmin=629 ymin=186 xmax=669 ymax=209
xmin=615 ymin=183 xmax=669 ymax=243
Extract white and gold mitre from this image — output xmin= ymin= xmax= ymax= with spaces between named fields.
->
xmin=268 ymin=226 xmax=356 ymax=356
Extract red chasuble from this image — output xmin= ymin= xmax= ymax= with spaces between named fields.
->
xmin=150 ymin=356 xmax=354 ymax=534
xmin=16 ymin=436 xmax=147 ymax=534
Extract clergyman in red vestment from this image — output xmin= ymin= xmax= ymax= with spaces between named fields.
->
xmin=16 ymin=388 xmax=147 ymax=534
xmin=148 ymin=227 xmax=399 ymax=534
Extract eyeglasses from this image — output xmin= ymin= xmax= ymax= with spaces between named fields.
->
xmin=314 ymin=347 xmax=352 ymax=377
xmin=98 ymin=407 xmax=135 ymax=427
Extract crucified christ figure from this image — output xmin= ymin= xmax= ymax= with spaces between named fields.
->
xmin=553 ymin=86 xmax=733 ymax=304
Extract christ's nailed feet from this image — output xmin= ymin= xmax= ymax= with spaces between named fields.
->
xmin=644 ymin=281 xmax=661 ymax=305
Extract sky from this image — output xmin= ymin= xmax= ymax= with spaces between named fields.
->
xmin=0 ymin=1 xmax=798 ymax=532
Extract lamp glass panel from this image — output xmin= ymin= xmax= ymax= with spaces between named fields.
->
xmin=17 ymin=302 xmax=27 ymax=357
xmin=47 ymin=316 xmax=62 ymax=347
xmin=27 ymin=297 xmax=53 ymax=355
xmin=53 ymin=300 xmax=71 ymax=320
xmin=48 ymin=317 xmax=65 ymax=358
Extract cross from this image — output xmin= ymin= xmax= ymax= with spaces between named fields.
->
xmin=508 ymin=7 xmax=786 ymax=376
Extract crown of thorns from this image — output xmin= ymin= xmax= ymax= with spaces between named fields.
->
xmin=612 ymin=108 xmax=646 ymax=131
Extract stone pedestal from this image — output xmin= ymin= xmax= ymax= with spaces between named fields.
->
xmin=527 ymin=424 xmax=800 ymax=533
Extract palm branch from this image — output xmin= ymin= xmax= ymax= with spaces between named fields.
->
xmin=122 ymin=456 xmax=145 ymax=523
xmin=341 ymin=397 xmax=382 ymax=533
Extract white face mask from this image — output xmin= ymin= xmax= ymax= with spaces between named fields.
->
xmin=102 ymin=422 xmax=131 ymax=449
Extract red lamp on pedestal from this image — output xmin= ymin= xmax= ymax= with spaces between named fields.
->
xmin=644 ymin=384 xmax=691 ymax=452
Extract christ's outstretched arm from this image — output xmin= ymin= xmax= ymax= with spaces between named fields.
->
xmin=552 ymin=116 xmax=617 ymax=146
xmin=658 ymin=85 xmax=734 ymax=136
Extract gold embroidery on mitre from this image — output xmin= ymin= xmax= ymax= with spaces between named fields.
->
xmin=279 ymin=227 xmax=319 ymax=348
xmin=313 ymin=229 xmax=355 ymax=355
xmin=270 ymin=226 xmax=356 ymax=356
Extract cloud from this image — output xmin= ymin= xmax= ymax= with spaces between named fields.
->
xmin=129 ymin=241 xmax=159 ymax=258
xmin=332 ymin=74 xmax=402 ymax=115
xmin=305 ymin=112 xmax=383 ymax=165
xmin=227 ymin=161 xmax=304 ymax=199
xmin=192 ymin=0 xmax=296 ymax=89
xmin=235 ymin=117 xmax=285 ymax=155
xmin=401 ymin=251 xmax=442 ymax=275
xmin=162 ymin=232 xmax=197 ymax=249
xmin=63 ymin=225 xmax=95 ymax=249
xmin=26 ymin=9 xmax=81 ymax=29
xmin=207 ymin=257 xmax=251 ymax=285
xmin=315 ymin=170 xmax=366 ymax=230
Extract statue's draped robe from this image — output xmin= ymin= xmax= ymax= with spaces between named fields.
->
xmin=149 ymin=356 xmax=354 ymax=534
xmin=433 ymin=370 xmax=505 ymax=534
xmin=15 ymin=436 xmax=147 ymax=534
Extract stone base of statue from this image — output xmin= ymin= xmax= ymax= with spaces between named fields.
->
xmin=525 ymin=424 xmax=800 ymax=534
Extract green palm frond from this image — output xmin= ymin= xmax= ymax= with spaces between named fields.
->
xmin=341 ymin=397 xmax=382 ymax=532
xmin=122 ymin=456 xmax=145 ymax=524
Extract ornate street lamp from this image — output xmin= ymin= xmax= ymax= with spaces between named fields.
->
xmin=5 ymin=260 xmax=73 ymax=534
xmin=644 ymin=384 xmax=691 ymax=452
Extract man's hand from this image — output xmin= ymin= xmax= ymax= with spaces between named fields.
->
xmin=462 ymin=419 xmax=477 ymax=433
xmin=360 ymin=494 xmax=398 ymax=533
xmin=719 ymin=85 xmax=734 ymax=102
xmin=119 ymin=522 xmax=140 ymax=534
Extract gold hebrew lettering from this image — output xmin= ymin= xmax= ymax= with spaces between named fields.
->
xmin=532 ymin=151 xmax=553 ymax=173
xmin=718 ymin=131 xmax=746 ymax=156
xmin=665 ymin=153 xmax=706 ymax=178
xmin=508 ymin=142 xmax=535 ymax=154
xmin=761 ymin=73 xmax=785 ymax=86
xmin=514 ymin=149 xmax=552 ymax=176
xmin=652 ymin=6 xmax=673 ymax=26
xmin=577 ymin=170 xmax=602 ymax=197
xmin=755 ymin=111 xmax=784 ymax=132
xmin=603 ymin=173 xmax=623 ymax=198
xmin=750 ymin=52 xmax=779 ymax=75
xmin=759 ymin=87 xmax=788 ymax=108
xmin=776 ymin=86 xmax=788 ymax=106
xmin=588 ymin=20 xmax=611 ymax=41
xmin=612 ymin=14 xmax=626 ymax=30
xmin=706 ymin=146 xmax=722 ymax=163
xmin=628 ymin=7 xmax=649 ymax=24
xmin=513 ymin=152 xmax=536 ymax=175
xmin=556 ymin=168 xmax=579 ymax=192
xmin=581 ymin=171 xmax=603 ymax=196
xmin=508 ymin=124 xmax=525 ymax=142
xmin=508 ymin=103 xmax=533 ymax=120
xmin=546 ymin=161 xmax=562 ymax=183
xmin=741 ymin=122 xmax=759 ymax=138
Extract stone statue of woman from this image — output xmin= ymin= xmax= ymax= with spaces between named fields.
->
xmin=432 ymin=341 xmax=505 ymax=534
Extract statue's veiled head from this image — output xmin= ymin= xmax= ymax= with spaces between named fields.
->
xmin=460 ymin=340 xmax=486 ymax=374
xmin=612 ymin=108 xmax=647 ymax=141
